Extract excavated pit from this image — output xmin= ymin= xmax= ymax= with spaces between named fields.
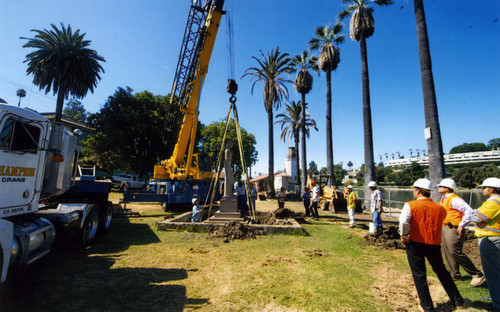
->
xmin=157 ymin=208 xmax=306 ymax=239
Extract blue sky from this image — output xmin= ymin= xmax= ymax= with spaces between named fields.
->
xmin=1 ymin=0 xmax=499 ymax=176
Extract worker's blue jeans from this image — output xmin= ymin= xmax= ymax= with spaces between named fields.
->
xmin=479 ymin=236 xmax=500 ymax=311
xmin=372 ymin=211 xmax=382 ymax=228
xmin=238 ymin=195 xmax=248 ymax=218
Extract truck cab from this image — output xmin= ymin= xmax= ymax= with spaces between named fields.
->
xmin=0 ymin=104 xmax=112 ymax=284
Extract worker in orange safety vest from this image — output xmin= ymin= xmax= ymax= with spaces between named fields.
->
xmin=399 ymin=178 xmax=464 ymax=311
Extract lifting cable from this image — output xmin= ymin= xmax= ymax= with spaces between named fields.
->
xmin=205 ymin=0 xmax=256 ymax=220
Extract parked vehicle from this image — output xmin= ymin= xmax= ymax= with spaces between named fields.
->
xmin=0 ymin=104 xmax=113 ymax=284
xmin=112 ymin=174 xmax=145 ymax=190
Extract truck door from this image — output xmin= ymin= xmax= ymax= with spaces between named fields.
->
xmin=0 ymin=116 xmax=47 ymax=217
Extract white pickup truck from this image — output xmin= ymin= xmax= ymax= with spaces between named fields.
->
xmin=111 ymin=174 xmax=145 ymax=190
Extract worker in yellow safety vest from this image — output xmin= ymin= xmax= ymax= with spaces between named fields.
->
xmin=346 ymin=185 xmax=356 ymax=228
xmin=471 ymin=177 xmax=500 ymax=311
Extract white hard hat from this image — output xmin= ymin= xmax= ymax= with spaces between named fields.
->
xmin=479 ymin=177 xmax=500 ymax=188
xmin=438 ymin=178 xmax=456 ymax=190
xmin=192 ymin=198 xmax=198 ymax=204
xmin=368 ymin=181 xmax=377 ymax=188
xmin=413 ymin=178 xmax=433 ymax=191
xmin=346 ymin=185 xmax=353 ymax=189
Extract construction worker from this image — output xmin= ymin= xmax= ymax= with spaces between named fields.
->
xmin=437 ymin=178 xmax=485 ymax=286
xmin=399 ymin=178 xmax=464 ymax=311
xmin=309 ymin=181 xmax=320 ymax=220
xmin=346 ymin=185 xmax=356 ymax=228
xmin=368 ymin=181 xmax=383 ymax=236
xmin=191 ymin=198 xmax=204 ymax=223
xmin=471 ymin=177 xmax=500 ymax=311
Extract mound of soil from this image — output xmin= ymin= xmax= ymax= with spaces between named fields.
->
xmin=363 ymin=226 xmax=483 ymax=268
xmin=363 ymin=226 xmax=405 ymax=249
xmin=209 ymin=221 xmax=266 ymax=242
xmin=251 ymin=208 xmax=305 ymax=225
xmin=273 ymin=208 xmax=305 ymax=219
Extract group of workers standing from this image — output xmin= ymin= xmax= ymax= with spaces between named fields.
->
xmin=191 ymin=174 xmax=500 ymax=311
xmin=301 ymin=176 xmax=499 ymax=311
xmin=399 ymin=177 xmax=500 ymax=311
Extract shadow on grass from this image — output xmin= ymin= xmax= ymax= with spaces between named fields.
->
xmin=1 ymin=210 xmax=209 ymax=312
xmin=4 ymin=254 xmax=207 ymax=312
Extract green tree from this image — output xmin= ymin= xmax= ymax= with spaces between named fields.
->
xmin=243 ymin=47 xmax=293 ymax=197
xmin=339 ymin=0 xmax=392 ymax=191
xmin=199 ymin=119 xmax=257 ymax=181
xmin=21 ymin=23 xmax=105 ymax=122
xmin=309 ymin=23 xmax=345 ymax=186
xmin=413 ymin=0 xmax=445 ymax=200
xmin=347 ymin=161 xmax=353 ymax=171
xmin=63 ymin=99 xmax=88 ymax=123
xmin=487 ymin=138 xmax=500 ymax=150
xmin=309 ymin=161 xmax=319 ymax=175
xmin=375 ymin=163 xmax=393 ymax=183
xmin=334 ymin=163 xmax=347 ymax=185
xmin=291 ymin=51 xmax=319 ymax=193
xmin=452 ymin=164 xmax=500 ymax=188
xmin=275 ymin=101 xmax=318 ymax=186
xmin=449 ymin=142 xmax=487 ymax=154
xmin=83 ymin=87 xmax=181 ymax=176
xmin=16 ymin=89 xmax=26 ymax=107
xmin=392 ymin=162 xmax=425 ymax=186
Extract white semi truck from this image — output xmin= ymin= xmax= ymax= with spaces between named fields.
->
xmin=0 ymin=103 xmax=113 ymax=284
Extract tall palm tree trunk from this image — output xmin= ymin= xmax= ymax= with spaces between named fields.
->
xmin=55 ymin=89 xmax=65 ymax=123
xmin=326 ymin=70 xmax=334 ymax=186
xmin=294 ymin=132 xmax=300 ymax=187
xmin=267 ymin=110 xmax=275 ymax=198
xmin=300 ymin=93 xmax=307 ymax=192
xmin=360 ymin=38 xmax=375 ymax=209
xmin=414 ymin=0 xmax=445 ymax=202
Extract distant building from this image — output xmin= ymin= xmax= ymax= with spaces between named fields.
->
xmin=385 ymin=150 xmax=500 ymax=167
xmin=40 ymin=113 xmax=95 ymax=143
xmin=251 ymin=147 xmax=299 ymax=193
xmin=284 ymin=147 xmax=297 ymax=183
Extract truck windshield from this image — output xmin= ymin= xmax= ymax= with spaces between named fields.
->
xmin=0 ymin=118 xmax=41 ymax=153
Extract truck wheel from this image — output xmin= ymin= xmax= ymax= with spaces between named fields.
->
xmin=162 ymin=201 xmax=168 ymax=212
xmin=82 ymin=206 xmax=100 ymax=246
xmin=99 ymin=202 xmax=113 ymax=234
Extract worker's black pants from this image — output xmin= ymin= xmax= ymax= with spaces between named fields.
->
xmin=406 ymin=241 xmax=463 ymax=311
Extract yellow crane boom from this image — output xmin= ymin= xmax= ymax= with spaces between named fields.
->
xmin=154 ymin=0 xmax=225 ymax=181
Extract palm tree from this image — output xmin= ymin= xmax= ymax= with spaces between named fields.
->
xmin=413 ymin=0 xmax=445 ymax=201
xmin=243 ymin=47 xmax=293 ymax=197
xmin=21 ymin=23 xmax=105 ymax=122
xmin=309 ymin=23 xmax=344 ymax=186
xmin=275 ymin=101 xmax=318 ymax=188
xmin=291 ymin=51 xmax=319 ymax=192
xmin=339 ymin=0 xmax=391 ymax=197
xmin=16 ymin=89 xmax=26 ymax=107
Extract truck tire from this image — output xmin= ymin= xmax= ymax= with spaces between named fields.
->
xmin=162 ymin=201 xmax=168 ymax=212
xmin=82 ymin=206 xmax=100 ymax=246
xmin=99 ymin=201 xmax=113 ymax=234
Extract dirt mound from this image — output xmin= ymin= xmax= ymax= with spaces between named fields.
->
xmin=209 ymin=221 xmax=266 ymax=242
xmin=363 ymin=226 xmax=405 ymax=249
xmin=273 ymin=208 xmax=305 ymax=219
xmin=251 ymin=208 xmax=304 ymax=225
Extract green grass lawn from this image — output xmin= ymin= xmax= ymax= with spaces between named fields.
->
xmin=4 ymin=197 xmax=493 ymax=312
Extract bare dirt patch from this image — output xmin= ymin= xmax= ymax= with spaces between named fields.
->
xmin=252 ymin=208 xmax=305 ymax=225
xmin=362 ymin=226 xmax=482 ymax=269
xmin=208 ymin=221 xmax=266 ymax=242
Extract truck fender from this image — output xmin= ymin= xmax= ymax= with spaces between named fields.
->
xmin=56 ymin=203 xmax=92 ymax=229
xmin=0 ymin=219 xmax=14 ymax=283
